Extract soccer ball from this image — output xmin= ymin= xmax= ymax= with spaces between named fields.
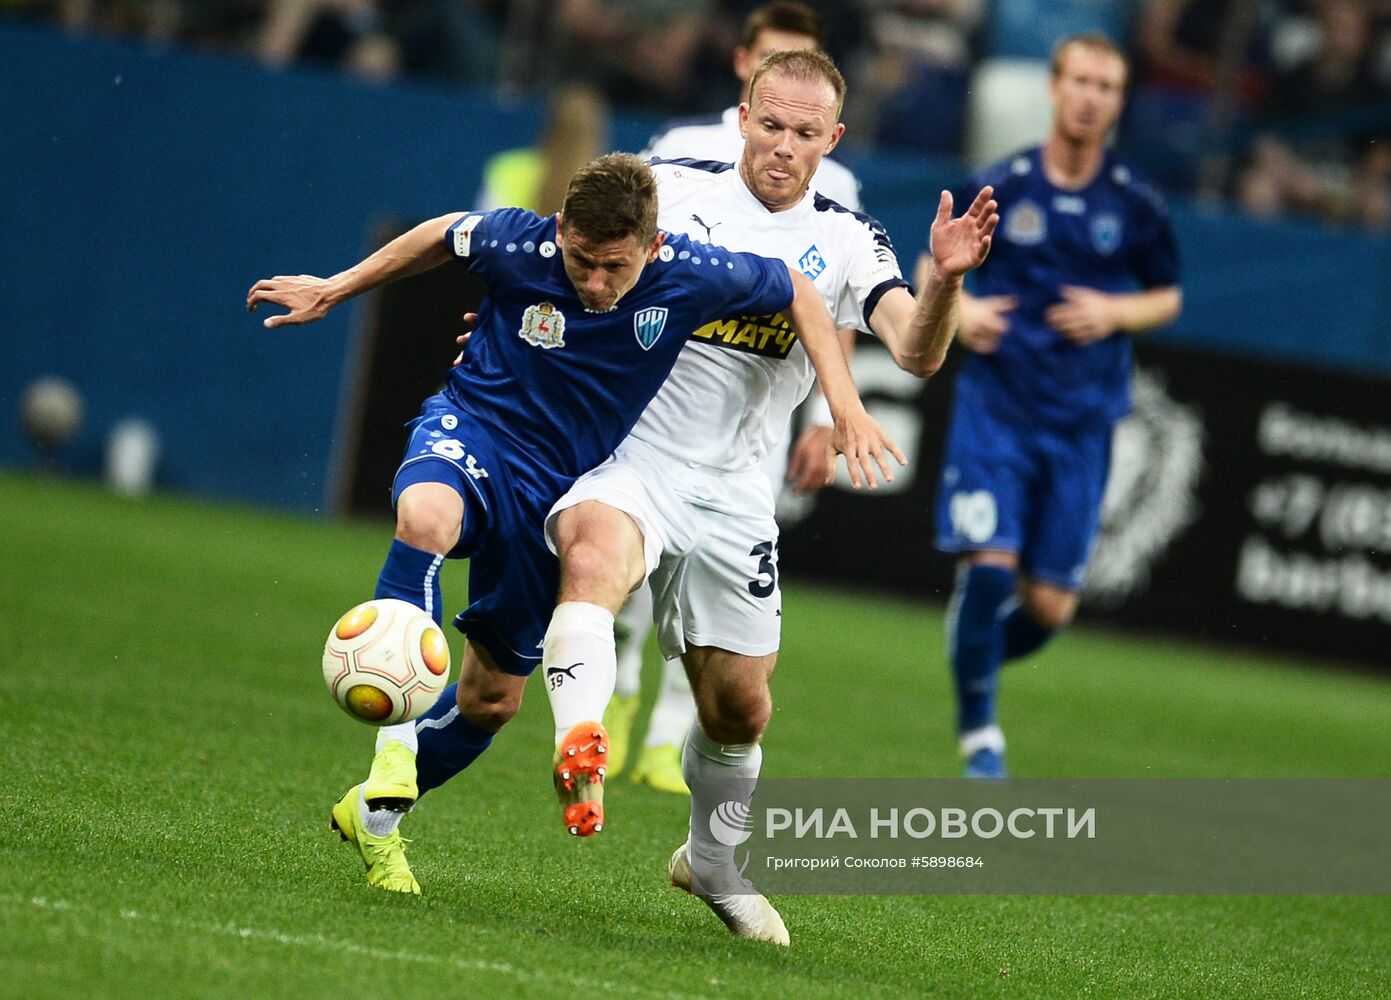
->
xmin=321 ymin=599 xmax=450 ymax=725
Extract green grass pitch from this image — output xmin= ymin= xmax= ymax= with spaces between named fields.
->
xmin=2 ymin=472 xmax=1387 ymax=998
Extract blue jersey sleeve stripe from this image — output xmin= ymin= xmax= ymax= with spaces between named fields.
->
xmin=864 ymin=277 xmax=911 ymax=328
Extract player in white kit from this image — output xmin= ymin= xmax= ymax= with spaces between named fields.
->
xmin=539 ymin=50 xmax=999 ymax=944
xmin=609 ymin=1 xmax=866 ymax=793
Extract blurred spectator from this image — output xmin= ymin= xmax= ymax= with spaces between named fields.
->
xmin=1236 ymin=0 xmax=1391 ymax=229
xmin=10 ymin=0 xmax=1391 ymax=231
xmin=1127 ymin=0 xmax=1273 ymax=192
xmin=387 ymin=0 xmax=501 ymax=88
xmin=1134 ymin=0 xmax=1271 ymax=100
xmin=259 ymin=0 xmax=400 ymax=81
xmin=852 ymin=0 xmax=983 ymax=155
xmin=555 ymin=0 xmax=713 ymax=112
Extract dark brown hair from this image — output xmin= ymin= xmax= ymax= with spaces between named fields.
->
xmin=560 ymin=152 xmax=659 ymax=244
xmin=748 ymin=48 xmax=846 ymax=119
xmin=742 ymin=1 xmax=822 ymax=50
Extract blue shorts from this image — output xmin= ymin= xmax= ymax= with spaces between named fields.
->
xmin=933 ymin=393 xmax=1113 ymax=590
xmin=391 ymin=393 xmax=556 ymax=676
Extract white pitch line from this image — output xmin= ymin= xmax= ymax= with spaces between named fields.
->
xmin=12 ymin=894 xmax=702 ymax=1000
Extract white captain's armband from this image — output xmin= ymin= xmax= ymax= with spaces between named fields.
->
xmin=449 ymin=214 xmax=485 ymax=258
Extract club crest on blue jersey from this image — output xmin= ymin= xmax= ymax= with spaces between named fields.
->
xmin=1090 ymin=214 xmax=1123 ymax=256
xmin=633 ymin=307 xmax=669 ymax=351
xmin=519 ymin=301 xmax=566 ymax=349
xmin=1003 ymin=200 xmax=1046 ymax=246
xmin=798 ymin=245 xmax=826 ymax=280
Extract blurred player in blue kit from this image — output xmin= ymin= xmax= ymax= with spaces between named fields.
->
xmin=920 ymin=35 xmax=1183 ymax=778
xmin=247 ymin=152 xmax=899 ymax=893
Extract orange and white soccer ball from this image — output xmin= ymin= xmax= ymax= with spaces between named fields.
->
xmin=322 ymin=599 xmax=451 ymax=725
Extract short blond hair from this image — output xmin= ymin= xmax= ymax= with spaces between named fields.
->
xmin=1050 ymin=33 xmax=1129 ymax=87
xmin=748 ymin=48 xmax=846 ymax=119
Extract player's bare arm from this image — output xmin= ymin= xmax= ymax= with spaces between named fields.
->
xmin=786 ymin=268 xmax=907 ymax=490
xmin=247 ymin=212 xmax=465 ymax=327
xmin=912 ymin=250 xmax=1016 ymax=355
xmin=872 ymin=186 xmax=999 ymax=375
xmin=1045 ymin=284 xmax=1183 ymax=345
xmin=786 ymin=326 xmax=857 ymax=494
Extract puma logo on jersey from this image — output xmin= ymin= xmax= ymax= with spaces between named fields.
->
xmin=691 ymin=213 xmax=722 ymax=242
xmin=690 ymin=311 xmax=797 ymax=359
xmin=546 ymin=661 xmax=582 ymax=690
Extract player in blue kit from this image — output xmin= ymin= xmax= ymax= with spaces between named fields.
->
xmin=247 ymin=153 xmax=900 ymax=892
xmin=921 ymin=35 xmax=1183 ymax=778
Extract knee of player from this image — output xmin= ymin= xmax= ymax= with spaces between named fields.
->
xmin=1023 ymin=587 xmax=1077 ymax=631
xmin=395 ymin=490 xmax=463 ymax=554
xmin=703 ymin=686 xmax=771 ymax=744
xmin=456 ymin=687 xmax=520 ymax=732
xmin=559 ymin=536 xmax=640 ymax=604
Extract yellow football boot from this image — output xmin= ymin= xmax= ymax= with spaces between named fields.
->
xmin=632 ymin=743 xmax=689 ymax=795
xmin=330 ymin=784 xmax=421 ymax=895
xmin=362 ymin=739 xmax=418 ymax=811
xmin=601 ymin=693 xmax=641 ymax=778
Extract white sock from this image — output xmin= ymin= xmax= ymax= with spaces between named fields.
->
xmin=375 ymin=722 xmax=418 ymax=754
xmin=645 ymin=656 xmax=697 ymax=747
xmin=614 ymin=585 xmax=653 ymax=697
xmin=958 ymin=724 xmax=1006 ymax=758
xmin=358 ymin=791 xmax=405 ymax=836
xmin=542 ymin=601 xmax=617 ymax=745
xmin=683 ymin=723 xmax=762 ymax=895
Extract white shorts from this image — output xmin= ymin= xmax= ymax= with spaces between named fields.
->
xmin=546 ymin=438 xmax=782 ymax=661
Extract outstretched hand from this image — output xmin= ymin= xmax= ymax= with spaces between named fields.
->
xmin=246 ymin=275 xmax=335 ymax=328
xmin=828 ymin=405 xmax=908 ymax=490
xmin=929 ymin=186 xmax=999 ymax=280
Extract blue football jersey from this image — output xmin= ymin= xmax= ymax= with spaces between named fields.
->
xmin=953 ymin=147 xmax=1180 ymax=427
xmin=441 ymin=208 xmax=794 ymax=496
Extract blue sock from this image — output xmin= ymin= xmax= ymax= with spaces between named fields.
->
xmin=947 ymin=565 xmax=1015 ymax=733
xmin=375 ymin=539 xmax=445 ymax=626
xmin=412 ymin=682 xmax=496 ymax=795
xmin=1002 ymin=602 xmax=1056 ymax=661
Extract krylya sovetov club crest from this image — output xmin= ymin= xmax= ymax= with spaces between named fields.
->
xmin=519 ymin=301 xmax=566 ymax=349
xmin=633 ymin=307 xmax=669 ymax=351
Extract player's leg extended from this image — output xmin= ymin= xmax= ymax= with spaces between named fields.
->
xmin=544 ymin=500 xmax=647 ymax=836
xmin=671 ymin=645 xmax=787 ymax=945
xmin=946 ymin=552 xmax=1018 ymax=779
xmin=605 ymin=583 xmax=654 ymax=777
xmin=333 ymin=481 xmax=464 ymax=894
xmin=366 ymin=481 xmax=464 ymax=802
xmin=334 ymin=645 xmax=524 ymax=893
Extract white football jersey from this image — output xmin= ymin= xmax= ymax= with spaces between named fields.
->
xmin=625 ymin=160 xmax=908 ymax=471
xmin=643 ymin=107 xmax=863 ymax=212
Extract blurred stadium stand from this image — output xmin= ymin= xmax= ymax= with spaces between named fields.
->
xmin=3 ymin=10 xmax=1390 ymax=664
